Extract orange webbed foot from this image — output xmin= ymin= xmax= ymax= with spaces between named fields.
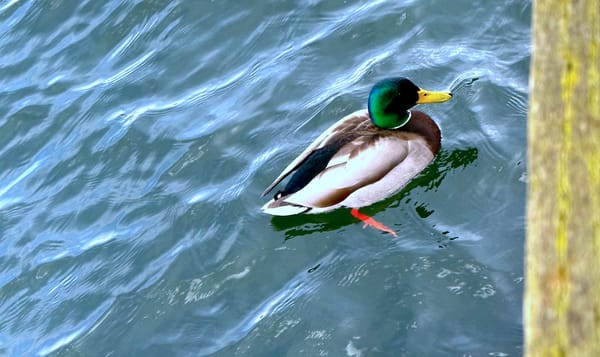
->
xmin=350 ymin=208 xmax=397 ymax=237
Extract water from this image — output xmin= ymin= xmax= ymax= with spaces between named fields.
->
xmin=0 ymin=1 xmax=529 ymax=356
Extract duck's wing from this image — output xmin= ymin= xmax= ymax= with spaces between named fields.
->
xmin=261 ymin=109 xmax=370 ymax=197
xmin=282 ymin=133 xmax=411 ymax=209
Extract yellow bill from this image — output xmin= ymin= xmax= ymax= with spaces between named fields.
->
xmin=417 ymin=89 xmax=453 ymax=104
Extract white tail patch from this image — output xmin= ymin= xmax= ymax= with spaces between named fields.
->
xmin=261 ymin=200 xmax=310 ymax=216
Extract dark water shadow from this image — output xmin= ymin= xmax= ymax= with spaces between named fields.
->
xmin=268 ymin=147 xmax=479 ymax=240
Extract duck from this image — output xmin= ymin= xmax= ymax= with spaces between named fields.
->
xmin=261 ymin=77 xmax=452 ymax=237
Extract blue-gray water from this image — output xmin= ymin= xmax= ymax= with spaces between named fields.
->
xmin=0 ymin=1 xmax=529 ymax=356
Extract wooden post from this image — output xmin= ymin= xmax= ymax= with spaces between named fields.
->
xmin=526 ymin=0 xmax=600 ymax=356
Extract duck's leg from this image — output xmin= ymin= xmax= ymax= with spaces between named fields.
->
xmin=350 ymin=208 xmax=397 ymax=237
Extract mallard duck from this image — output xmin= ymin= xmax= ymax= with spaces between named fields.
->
xmin=261 ymin=77 xmax=452 ymax=236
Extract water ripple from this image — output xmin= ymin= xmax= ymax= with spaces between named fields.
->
xmin=0 ymin=159 xmax=41 ymax=208
xmin=197 ymin=252 xmax=335 ymax=355
xmin=75 ymin=50 xmax=156 ymax=92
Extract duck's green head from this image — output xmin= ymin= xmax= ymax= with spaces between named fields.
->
xmin=367 ymin=77 xmax=452 ymax=129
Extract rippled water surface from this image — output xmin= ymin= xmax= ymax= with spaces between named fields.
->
xmin=0 ymin=1 xmax=530 ymax=356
